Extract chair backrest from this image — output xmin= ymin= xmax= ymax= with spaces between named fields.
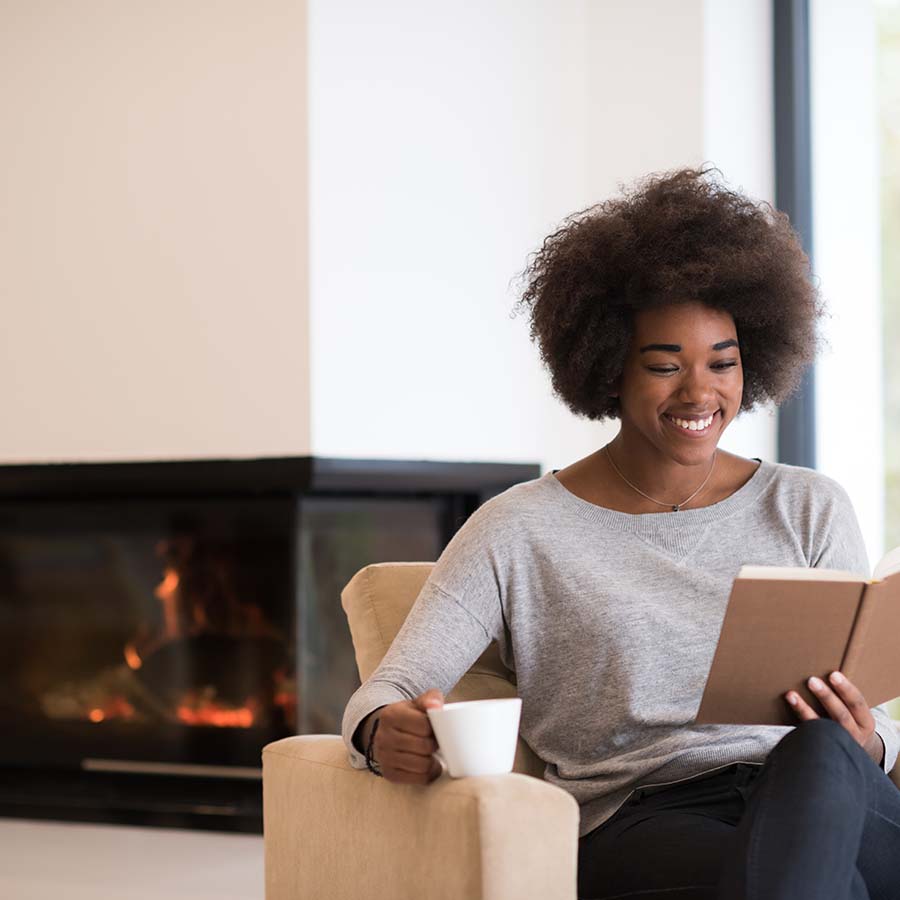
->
xmin=341 ymin=562 xmax=545 ymax=777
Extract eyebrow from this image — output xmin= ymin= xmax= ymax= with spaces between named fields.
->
xmin=639 ymin=339 xmax=739 ymax=353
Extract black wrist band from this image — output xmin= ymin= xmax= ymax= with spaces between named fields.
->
xmin=365 ymin=715 xmax=383 ymax=777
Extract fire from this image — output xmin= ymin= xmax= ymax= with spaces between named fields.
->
xmin=123 ymin=643 xmax=142 ymax=670
xmin=86 ymin=698 xmax=136 ymax=722
xmin=176 ymin=690 xmax=258 ymax=728
xmin=176 ymin=705 xmax=254 ymax=728
xmin=154 ymin=567 xmax=181 ymax=639
xmin=46 ymin=534 xmax=286 ymax=731
xmin=154 ymin=568 xmax=180 ymax=599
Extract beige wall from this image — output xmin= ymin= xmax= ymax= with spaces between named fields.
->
xmin=0 ymin=1 xmax=310 ymax=462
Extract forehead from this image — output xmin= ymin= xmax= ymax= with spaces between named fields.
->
xmin=632 ymin=302 xmax=737 ymax=343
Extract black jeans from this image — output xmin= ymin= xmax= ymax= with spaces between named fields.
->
xmin=577 ymin=719 xmax=900 ymax=900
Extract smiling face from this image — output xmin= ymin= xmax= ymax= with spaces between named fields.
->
xmin=615 ymin=301 xmax=743 ymax=467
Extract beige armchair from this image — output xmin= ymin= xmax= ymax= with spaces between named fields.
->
xmin=262 ymin=562 xmax=900 ymax=900
xmin=262 ymin=562 xmax=580 ymax=900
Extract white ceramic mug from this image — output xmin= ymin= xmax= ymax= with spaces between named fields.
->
xmin=426 ymin=698 xmax=522 ymax=777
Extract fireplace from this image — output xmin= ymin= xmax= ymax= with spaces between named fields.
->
xmin=0 ymin=457 xmax=538 ymax=832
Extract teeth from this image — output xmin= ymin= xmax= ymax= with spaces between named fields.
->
xmin=669 ymin=414 xmax=715 ymax=432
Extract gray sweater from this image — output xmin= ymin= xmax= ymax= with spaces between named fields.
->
xmin=342 ymin=459 xmax=900 ymax=836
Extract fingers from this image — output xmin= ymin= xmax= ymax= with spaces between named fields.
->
xmin=374 ymin=691 xmax=444 ymax=786
xmin=383 ymin=690 xmax=443 ymax=738
xmin=380 ymin=747 xmax=437 ymax=775
xmin=810 ymin=676 xmax=854 ymax=729
xmin=381 ymin=755 xmax=443 ymax=785
xmin=823 ymin=671 xmax=874 ymax=731
xmin=387 ymin=702 xmax=437 ymax=738
xmin=785 ymin=689 xmax=820 ymax=722
xmin=784 ymin=671 xmax=875 ymax=747
xmin=383 ymin=729 xmax=439 ymax=756
xmin=804 ymin=674 xmax=865 ymax=735
xmin=412 ymin=688 xmax=445 ymax=712
xmin=376 ymin=727 xmax=442 ymax=785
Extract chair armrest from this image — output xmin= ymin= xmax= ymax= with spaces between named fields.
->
xmin=263 ymin=735 xmax=579 ymax=900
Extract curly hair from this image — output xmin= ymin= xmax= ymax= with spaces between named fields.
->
xmin=515 ymin=167 xmax=822 ymax=421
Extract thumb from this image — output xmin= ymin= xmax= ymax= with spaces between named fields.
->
xmin=414 ymin=688 xmax=444 ymax=711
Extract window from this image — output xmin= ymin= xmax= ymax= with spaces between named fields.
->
xmin=811 ymin=1 xmax=884 ymax=566
xmin=878 ymin=1 xmax=900 ymax=552
xmin=810 ymin=1 xmax=899 ymax=716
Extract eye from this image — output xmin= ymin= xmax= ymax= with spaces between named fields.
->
xmin=647 ymin=366 xmax=678 ymax=374
xmin=712 ymin=360 xmax=739 ymax=370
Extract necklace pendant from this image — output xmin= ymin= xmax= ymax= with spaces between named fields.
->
xmin=672 ymin=505 xmax=680 ymax=512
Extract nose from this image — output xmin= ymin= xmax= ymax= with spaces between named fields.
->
xmin=678 ymin=366 xmax=716 ymax=405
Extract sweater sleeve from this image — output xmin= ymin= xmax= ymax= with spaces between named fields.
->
xmin=809 ymin=476 xmax=899 ymax=773
xmin=340 ymin=502 xmax=508 ymax=769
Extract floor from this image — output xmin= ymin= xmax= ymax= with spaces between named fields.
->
xmin=0 ymin=818 xmax=264 ymax=900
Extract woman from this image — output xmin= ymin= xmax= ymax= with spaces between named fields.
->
xmin=341 ymin=169 xmax=900 ymax=899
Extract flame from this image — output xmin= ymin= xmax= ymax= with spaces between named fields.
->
xmin=174 ymin=689 xmax=258 ymax=728
xmin=154 ymin=567 xmax=181 ymax=638
xmin=176 ymin=703 xmax=255 ymax=728
xmin=123 ymin=642 xmax=142 ymax=670
xmin=154 ymin=568 xmax=180 ymax=599
xmin=87 ymin=698 xmax=136 ymax=722
xmin=104 ymin=545 xmax=284 ymax=729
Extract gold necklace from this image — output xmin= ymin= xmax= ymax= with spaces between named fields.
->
xmin=604 ymin=445 xmax=717 ymax=512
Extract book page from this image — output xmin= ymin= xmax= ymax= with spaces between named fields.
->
xmin=738 ymin=565 xmax=862 ymax=583
xmin=874 ymin=545 xmax=900 ymax=581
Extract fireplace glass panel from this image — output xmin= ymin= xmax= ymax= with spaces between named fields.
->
xmin=296 ymin=496 xmax=446 ymax=733
xmin=0 ymin=498 xmax=295 ymax=767
xmin=0 ymin=492 xmax=448 ymax=769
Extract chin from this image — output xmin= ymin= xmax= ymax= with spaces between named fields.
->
xmin=657 ymin=434 xmax=721 ymax=466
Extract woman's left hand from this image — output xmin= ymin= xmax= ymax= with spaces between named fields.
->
xmin=785 ymin=671 xmax=884 ymax=766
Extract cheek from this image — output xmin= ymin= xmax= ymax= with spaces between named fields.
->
xmin=619 ymin=379 xmax=668 ymax=417
xmin=723 ymin=373 xmax=744 ymax=416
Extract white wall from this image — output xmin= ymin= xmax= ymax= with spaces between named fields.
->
xmin=308 ymin=0 xmax=623 ymax=471
xmin=309 ymin=0 xmax=777 ymax=472
xmin=703 ymin=0 xmax=778 ymax=463
xmin=810 ymin=0 xmax=884 ymax=564
xmin=0 ymin=1 xmax=310 ymax=463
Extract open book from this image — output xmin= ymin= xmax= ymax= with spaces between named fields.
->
xmin=695 ymin=546 xmax=900 ymax=726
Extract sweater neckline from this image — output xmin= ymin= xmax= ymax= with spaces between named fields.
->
xmin=545 ymin=457 xmax=775 ymax=531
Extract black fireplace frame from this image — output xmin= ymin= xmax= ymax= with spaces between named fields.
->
xmin=0 ymin=456 xmax=540 ymax=832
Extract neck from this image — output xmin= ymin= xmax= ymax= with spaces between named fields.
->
xmin=607 ymin=429 xmax=717 ymax=506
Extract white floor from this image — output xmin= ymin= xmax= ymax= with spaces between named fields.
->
xmin=0 ymin=818 xmax=264 ymax=900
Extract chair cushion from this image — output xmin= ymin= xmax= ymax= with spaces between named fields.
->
xmin=340 ymin=561 xmax=512 ymax=685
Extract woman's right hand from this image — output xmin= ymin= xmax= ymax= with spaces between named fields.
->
xmin=368 ymin=688 xmax=445 ymax=785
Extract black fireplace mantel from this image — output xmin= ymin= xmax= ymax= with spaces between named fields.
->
xmin=0 ymin=456 xmax=540 ymax=499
